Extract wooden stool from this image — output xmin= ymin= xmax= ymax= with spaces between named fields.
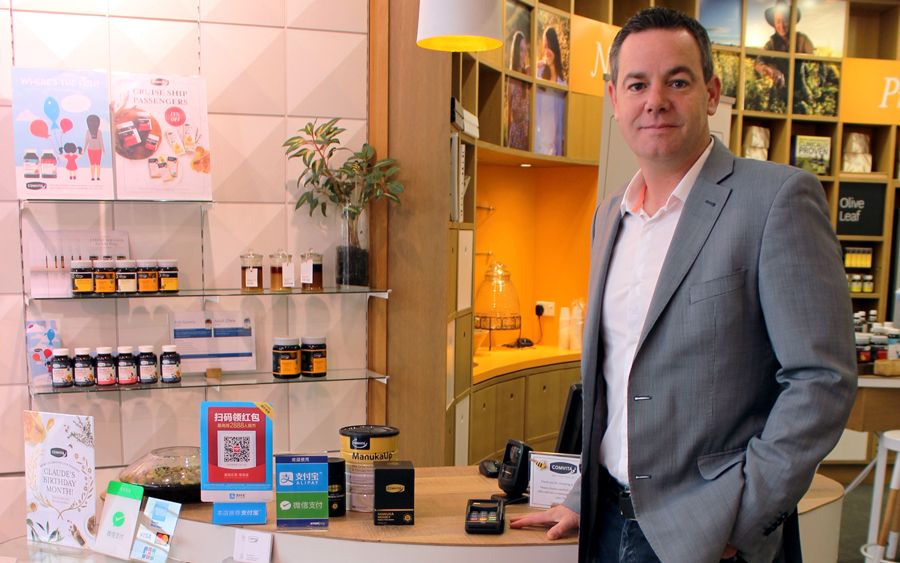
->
xmin=866 ymin=430 xmax=900 ymax=561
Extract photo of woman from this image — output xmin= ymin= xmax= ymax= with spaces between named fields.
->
xmin=536 ymin=10 xmax=569 ymax=84
xmin=534 ymin=86 xmax=565 ymax=156
xmin=505 ymin=1 xmax=531 ymax=73
xmin=505 ymin=76 xmax=530 ymax=150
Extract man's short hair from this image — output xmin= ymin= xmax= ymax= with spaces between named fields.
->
xmin=608 ymin=7 xmax=714 ymax=85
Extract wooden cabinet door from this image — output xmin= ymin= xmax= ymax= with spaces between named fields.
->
xmin=525 ymin=369 xmax=563 ymax=444
xmin=493 ymin=378 xmax=526 ymax=457
xmin=469 ymin=384 xmax=496 ymax=463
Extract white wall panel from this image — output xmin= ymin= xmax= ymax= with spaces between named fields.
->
xmin=287 ymin=293 xmax=367 ymax=370
xmin=120 ymin=387 xmax=204 ymax=464
xmin=116 ymin=295 xmax=204 ymax=351
xmin=287 ymin=0 xmax=367 ymax=33
xmin=0 ymin=107 xmax=16 ymax=200
xmin=113 ymin=202 xmax=204 ymax=290
xmin=202 ymin=202 xmax=286 ymax=290
xmin=200 ymin=0 xmax=284 ymax=27
xmin=288 ymin=379 xmax=366 ymax=452
xmin=285 ymin=30 xmax=366 ymax=118
xmin=0 ymin=296 xmax=27 ymax=385
xmin=109 ymin=18 xmax=200 ymax=75
xmin=209 ymin=114 xmax=286 ymax=203
xmin=108 ymin=0 xmax=198 ymax=21
xmin=0 ymin=202 xmax=23 ymax=293
xmin=0 ymin=475 xmax=26 ymax=544
xmin=11 ymin=0 xmax=107 ymax=16
xmin=0 ymin=385 xmax=30 ymax=473
xmin=0 ymin=10 xmax=12 ymax=105
xmin=200 ymin=23 xmax=285 ymax=115
xmin=12 ymin=12 xmax=109 ymax=70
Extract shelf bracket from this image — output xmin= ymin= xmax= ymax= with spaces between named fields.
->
xmin=368 ymin=289 xmax=391 ymax=300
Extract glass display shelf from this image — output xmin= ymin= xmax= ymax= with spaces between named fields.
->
xmin=30 ymin=287 xmax=390 ymax=300
xmin=30 ymin=369 xmax=388 ymax=396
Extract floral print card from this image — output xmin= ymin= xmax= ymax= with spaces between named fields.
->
xmin=24 ymin=410 xmax=96 ymax=549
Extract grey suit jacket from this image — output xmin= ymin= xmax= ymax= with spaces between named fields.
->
xmin=563 ymin=140 xmax=857 ymax=563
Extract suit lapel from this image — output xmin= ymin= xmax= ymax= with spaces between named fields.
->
xmin=635 ymin=141 xmax=735 ymax=355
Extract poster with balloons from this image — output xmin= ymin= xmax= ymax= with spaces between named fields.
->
xmin=111 ymin=73 xmax=212 ymax=201
xmin=25 ymin=320 xmax=61 ymax=387
xmin=11 ymin=68 xmax=114 ymax=200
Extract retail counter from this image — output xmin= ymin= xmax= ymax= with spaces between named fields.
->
xmin=0 ymin=470 xmax=843 ymax=562
xmin=473 ymin=345 xmax=580 ymax=384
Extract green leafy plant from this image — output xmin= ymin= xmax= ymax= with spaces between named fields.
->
xmin=283 ymin=118 xmax=403 ymax=232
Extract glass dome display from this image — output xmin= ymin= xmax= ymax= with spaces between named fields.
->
xmin=474 ymin=262 xmax=522 ymax=349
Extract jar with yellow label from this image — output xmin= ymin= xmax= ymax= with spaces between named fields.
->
xmin=158 ymin=259 xmax=179 ymax=293
xmin=137 ymin=259 xmax=160 ymax=293
xmin=71 ymin=260 xmax=95 ymax=296
xmin=93 ymin=259 xmax=117 ymax=295
xmin=272 ymin=337 xmax=301 ymax=379
xmin=301 ymin=336 xmax=327 ymax=377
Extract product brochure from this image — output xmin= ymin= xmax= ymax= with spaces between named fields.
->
xmin=129 ymin=497 xmax=181 ymax=563
xmin=111 ymin=73 xmax=211 ymax=201
xmin=11 ymin=68 xmax=114 ymax=200
xmin=527 ymin=452 xmax=581 ymax=509
xmin=170 ymin=311 xmax=257 ymax=373
xmin=23 ymin=410 xmax=96 ymax=549
xmin=25 ymin=320 xmax=62 ymax=387
xmin=274 ymin=454 xmax=329 ymax=529
xmin=200 ymin=402 xmax=274 ymax=505
xmin=94 ymin=481 xmax=143 ymax=559
xmin=22 ymin=229 xmax=131 ymax=298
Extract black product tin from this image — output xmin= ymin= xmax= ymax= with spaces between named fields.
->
xmin=328 ymin=457 xmax=346 ymax=517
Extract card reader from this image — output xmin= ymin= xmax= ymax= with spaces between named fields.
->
xmin=464 ymin=498 xmax=505 ymax=534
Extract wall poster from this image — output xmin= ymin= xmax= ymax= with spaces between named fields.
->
xmin=11 ymin=68 xmax=114 ymax=200
xmin=111 ymin=73 xmax=212 ymax=201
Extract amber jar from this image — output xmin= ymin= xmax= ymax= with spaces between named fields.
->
xmin=137 ymin=259 xmax=160 ymax=294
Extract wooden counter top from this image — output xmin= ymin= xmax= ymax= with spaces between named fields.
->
xmin=180 ymin=465 xmax=578 ymax=546
xmin=472 ymin=345 xmax=580 ymax=384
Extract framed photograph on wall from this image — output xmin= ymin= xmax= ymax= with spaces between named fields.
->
xmin=793 ymin=59 xmax=840 ymax=116
xmin=713 ymin=51 xmax=741 ymax=99
xmin=536 ymin=9 xmax=570 ymax=86
xmin=504 ymin=77 xmax=531 ymax=151
xmin=744 ymin=54 xmax=789 ymax=113
xmin=505 ymin=1 xmax=532 ymax=75
xmin=746 ymin=0 xmax=794 ymax=52
xmin=534 ymin=86 xmax=565 ymax=156
xmin=699 ymin=0 xmax=742 ymax=46
xmin=796 ymin=0 xmax=847 ymax=57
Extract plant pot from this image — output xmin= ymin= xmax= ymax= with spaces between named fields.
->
xmin=337 ymin=204 xmax=369 ymax=287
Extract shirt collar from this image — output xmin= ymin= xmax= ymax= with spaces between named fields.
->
xmin=620 ymin=138 xmax=715 ymax=217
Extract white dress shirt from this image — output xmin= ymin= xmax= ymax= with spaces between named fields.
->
xmin=599 ymin=139 xmax=714 ymax=486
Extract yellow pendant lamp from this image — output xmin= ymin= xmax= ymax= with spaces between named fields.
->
xmin=416 ymin=0 xmax=503 ymax=53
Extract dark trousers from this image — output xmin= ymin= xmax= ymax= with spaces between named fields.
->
xmin=589 ymin=491 xmax=751 ymax=563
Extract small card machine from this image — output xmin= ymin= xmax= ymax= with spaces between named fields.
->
xmin=465 ymin=499 xmax=505 ymax=534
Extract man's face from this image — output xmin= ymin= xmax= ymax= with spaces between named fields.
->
xmin=774 ymin=10 xmax=789 ymax=39
xmin=608 ymin=28 xmax=720 ymax=169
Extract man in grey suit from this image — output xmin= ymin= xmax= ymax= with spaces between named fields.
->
xmin=510 ymin=7 xmax=856 ymax=563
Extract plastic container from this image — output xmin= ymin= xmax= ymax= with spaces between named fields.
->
xmin=119 ymin=446 xmax=201 ymax=504
xmin=51 ymin=348 xmax=73 ymax=388
xmin=73 ymin=347 xmax=96 ymax=387
xmin=160 ymin=345 xmax=181 ymax=383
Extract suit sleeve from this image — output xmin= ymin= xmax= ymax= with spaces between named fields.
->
xmin=729 ymin=170 xmax=857 ymax=552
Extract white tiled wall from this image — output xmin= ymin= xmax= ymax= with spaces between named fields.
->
xmin=1 ymin=1 xmax=370 ymax=543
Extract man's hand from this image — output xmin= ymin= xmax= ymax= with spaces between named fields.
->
xmin=509 ymin=504 xmax=579 ymax=540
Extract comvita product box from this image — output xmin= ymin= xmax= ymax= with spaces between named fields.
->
xmin=374 ymin=460 xmax=414 ymax=525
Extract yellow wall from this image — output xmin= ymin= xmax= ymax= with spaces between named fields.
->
xmin=475 ymin=164 xmax=597 ymax=348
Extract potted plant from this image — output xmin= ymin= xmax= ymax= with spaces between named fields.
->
xmin=284 ymin=118 xmax=403 ymax=287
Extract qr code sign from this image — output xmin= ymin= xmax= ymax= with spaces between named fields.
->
xmin=217 ymin=430 xmax=256 ymax=469
xmin=224 ymin=435 xmax=251 ymax=464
